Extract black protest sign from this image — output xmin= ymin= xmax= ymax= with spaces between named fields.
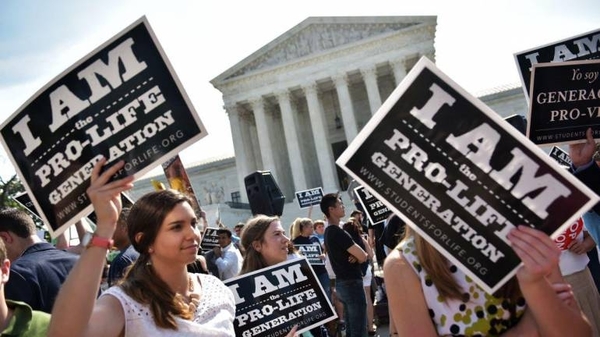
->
xmin=0 ymin=17 xmax=207 ymax=237
xmin=354 ymin=185 xmax=392 ymax=225
xmin=527 ymin=60 xmax=600 ymax=146
xmin=549 ymin=146 xmax=572 ymax=167
xmin=295 ymin=187 xmax=324 ymax=209
xmin=336 ymin=57 xmax=599 ymax=294
xmin=86 ymin=193 xmax=135 ymax=225
xmin=12 ymin=191 xmax=43 ymax=222
xmin=224 ymin=258 xmax=336 ymax=337
xmin=514 ymin=28 xmax=600 ymax=102
xmin=294 ymin=244 xmax=324 ymax=265
xmin=200 ymin=227 xmax=220 ymax=251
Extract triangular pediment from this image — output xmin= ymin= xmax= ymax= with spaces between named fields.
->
xmin=212 ymin=16 xmax=436 ymax=84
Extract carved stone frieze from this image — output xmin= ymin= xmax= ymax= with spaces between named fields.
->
xmin=229 ymin=22 xmax=418 ymax=79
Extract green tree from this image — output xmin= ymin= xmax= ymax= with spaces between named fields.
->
xmin=0 ymin=174 xmax=24 ymax=208
xmin=0 ymin=175 xmax=45 ymax=231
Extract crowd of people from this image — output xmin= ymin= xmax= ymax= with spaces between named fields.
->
xmin=0 ymin=130 xmax=599 ymax=336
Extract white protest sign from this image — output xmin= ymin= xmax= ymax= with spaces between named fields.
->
xmin=337 ymin=56 xmax=599 ymax=294
xmin=0 ymin=17 xmax=206 ymax=237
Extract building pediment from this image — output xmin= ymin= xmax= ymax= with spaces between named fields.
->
xmin=211 ymin=16 xmax=436 ymax=85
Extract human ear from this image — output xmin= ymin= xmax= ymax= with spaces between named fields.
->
xmin=0 ymin=232 xmax=12 ymax=244
xmin=252 ymin=240 xmax=262 ymax=252
xmin=0 ymin=259 xmax=10 ymax=283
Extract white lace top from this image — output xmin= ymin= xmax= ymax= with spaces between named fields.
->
xmin=101 ymin=273 xmax=235 ymax=336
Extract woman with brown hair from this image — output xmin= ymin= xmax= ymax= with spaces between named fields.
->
xmin=239 ymin=214 xmax=299 ymax=336
xmin=47 ymin=159 xmax=235 ymax=336
xmin=384 ymin=225 xmax=591 ymax=336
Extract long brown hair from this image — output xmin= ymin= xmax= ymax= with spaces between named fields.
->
xmin=118 ymin=189 xmax=195 ymax=330
xmin=403 ymin=227 xmax=520 ymax=301
xmin=239 ymin=214 xmax=280 ymax=275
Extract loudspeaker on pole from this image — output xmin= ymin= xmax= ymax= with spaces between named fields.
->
xmin=244 ymin=171 xmax=285 ymax=216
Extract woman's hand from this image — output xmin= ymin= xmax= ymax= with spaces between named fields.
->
xmin=569 ymin=127 xmax=596 ymax=168
xmin=569 ymin=232 xmax=596 ymax=255
xmin=285 ymin=325 xmax=298 ymax=337
xmin=507 ymin=225 xmax=560 ymax=285
xmin=86 ymin=158 xmax=134 ymax=236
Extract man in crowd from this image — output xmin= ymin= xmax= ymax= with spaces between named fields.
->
xmin=232 ymin=222 xmax=244 ymax=249
xmin=321 ymin=193 xmax=369 ymax=337
xmin=0 ymin=208 xmax=78 ymax=313
xmin=0 ymin=237 xmax=50 ymax=336
xmin=213 ymin=228 xmax=243 ymax=280
xmin=107 ymin=207 xmax=139 ymax=287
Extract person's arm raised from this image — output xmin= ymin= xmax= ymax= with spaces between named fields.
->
xmin=47 ymin=158 xmax=134 ymax=337
xmin=507 ymin=225 xmax=592 ymax=337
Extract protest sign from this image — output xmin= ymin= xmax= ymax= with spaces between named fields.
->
xmin=224 ymin=258 xmax=336 ymax=337
xmin=549 ymin=146 xmax=572 ymax=167
xmin=294 ymin=244 xmax=324 ymax=265
xmin=200 ymin=227 xmax=220 ymax=251
xmin=527 ymin=59 xmax=600 ymax=146
xmin=0 ymin=17 xmax=207 ymax=237
xmin=514 ymin=28 xmax=600 ymax=102
xmin=85 ymin=193 xmax=135 ymax=225
xmin=12 ymin=191 xmax=44 ymax=223
xmin=294 ymin=187 xmax=324 ymax=209
xmin=353 ymin=185 xmax=392 ymax=225
xmin=162 ymin=155 xmax=202 ymax=217
xmin=554 ymin=217 xmax=584 ymax=251
xmin=336 ymin=56 xmax=599 ymax=294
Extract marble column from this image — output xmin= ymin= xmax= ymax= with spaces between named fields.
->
xmin=276 ymin=90 xmax=307 ymax=192
xmin=225 ymin=103 xmax=250 ymax=203
xmin=332 ymin=73 xmax=358 ymax=142
xmin=361 ymin=65 xmax=382 ymax=115
xmin=391 ymin=59 xmax=407 ymax=87
xmin=303 ymin=82 xmax=338 ymax=192
xmin=250 ymin=97 xmax=280 ymax=180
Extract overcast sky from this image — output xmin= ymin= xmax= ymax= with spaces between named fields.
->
xmin=0 ymin=0 xmax=598 ymax=181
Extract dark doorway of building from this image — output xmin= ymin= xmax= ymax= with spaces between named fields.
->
xmin=331 ymin=141 xmax=350 ymax=192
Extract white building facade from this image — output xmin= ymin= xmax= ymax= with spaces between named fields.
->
xmin=211 ymin=16 xmax=438 ymax=203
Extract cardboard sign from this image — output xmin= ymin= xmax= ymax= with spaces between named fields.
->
xmin=294 ymin=187 xmax=324 ymax=209
xmin=162 ymin=155 xmax=203 ymax=217
xmin=336 ymin=56 xmax=599 ymax=294
xmin=201 ymin=227 xmax=220 ymax=251
xmin=514 ymin=28 xmax=600 ymax=102
xmin=224 ymin=258 xmax=336 ymax=337
xmin=353 ymin=185 xmax=392 ymax=225
xmin=12 ymin=191 xmax=44 ymax=222
xmin=527 ymin=60 xmax=600 ymax=146
xmin=294 ymin=244 xmax=324 ymax=265
xmin=0 ymin=17 xmax=207 ymax=237
xmin=549 ymin=146 xmax=572 ymax=167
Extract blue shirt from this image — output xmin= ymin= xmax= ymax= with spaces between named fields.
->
xmin=5 ymin=242 xmax=78 ymax=313
xmin=108 ymin=245 xmax=140 ymax=286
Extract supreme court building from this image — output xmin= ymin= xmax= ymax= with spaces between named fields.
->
xmin=211 ymin=16 xmax=439 ymax=203
xmin=133 ymin=16 xmax=527 ymax=226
